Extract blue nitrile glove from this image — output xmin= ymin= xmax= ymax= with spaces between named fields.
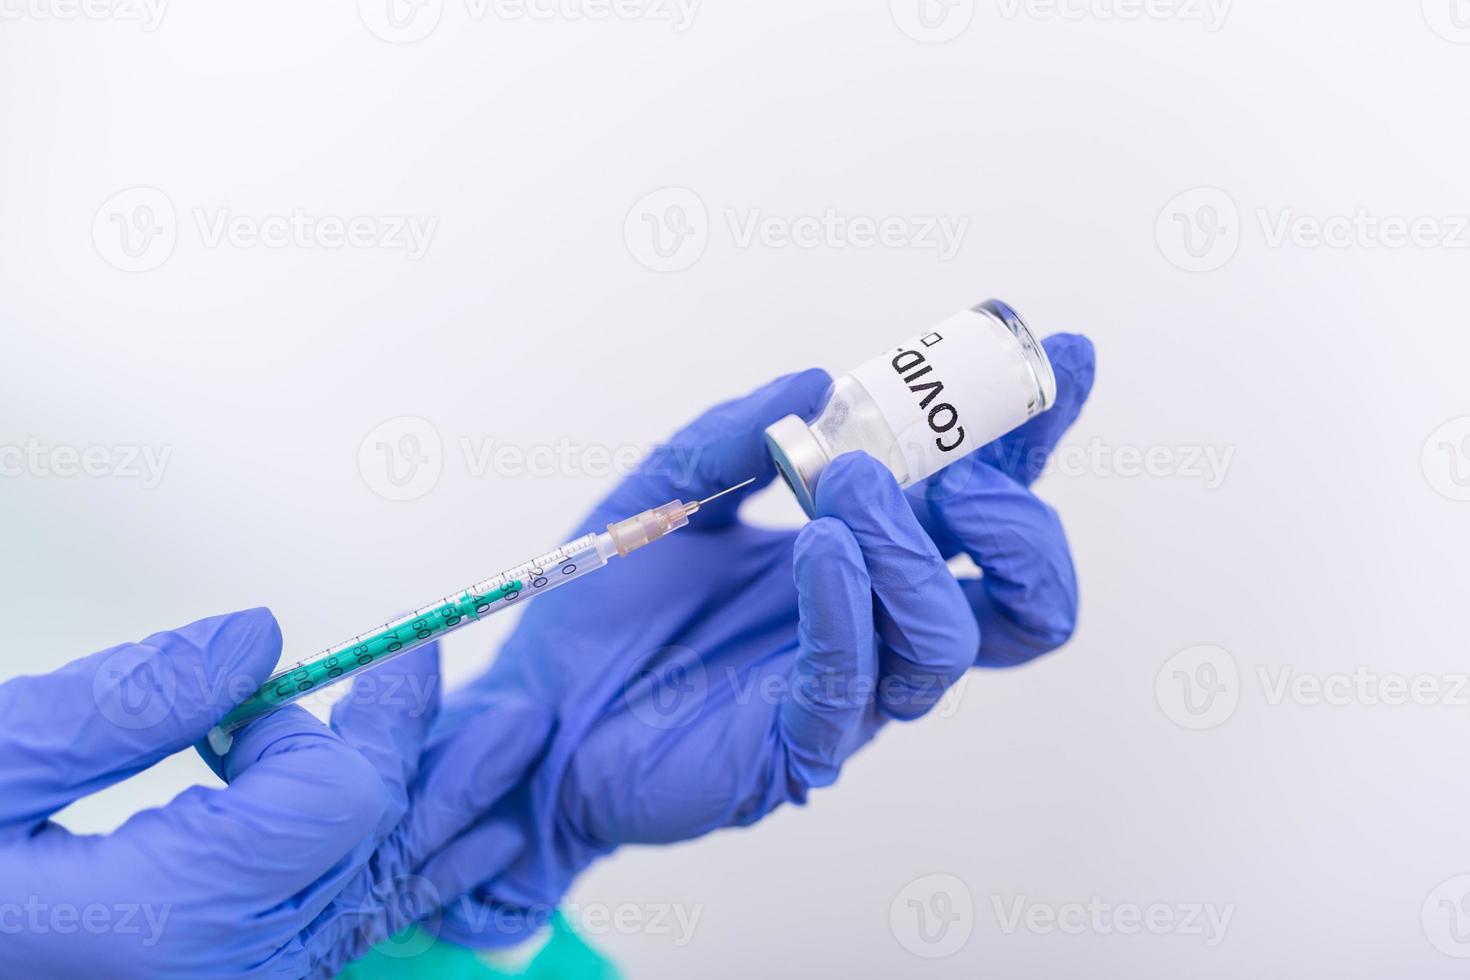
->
xmin=428 ymin=335 xmax=1095 ymax=944
xmin=0 ymin=609 xmax=551 ymax=979
xmin=292 ymin=642 xmax=554 ymax=967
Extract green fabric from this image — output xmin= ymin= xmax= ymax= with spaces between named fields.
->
xmin=337 ymin=912 xmax=620 ymax=980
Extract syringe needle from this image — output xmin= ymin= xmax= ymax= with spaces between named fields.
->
xmin=696 ymin=477 xmax=757 ymax=508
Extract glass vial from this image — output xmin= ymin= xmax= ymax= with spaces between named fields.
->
xmin=764 ymin=299 xmax=1056 ymax=517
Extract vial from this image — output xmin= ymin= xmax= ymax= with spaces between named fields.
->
xmin=764 ymin=299 xmax=1056 ymax=517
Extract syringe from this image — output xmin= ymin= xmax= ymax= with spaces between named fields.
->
xmin=205 ymin=480 xmax=753 ymax=754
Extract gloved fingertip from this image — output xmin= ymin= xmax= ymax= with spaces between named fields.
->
xmin=947 ymin=454 xmax=1013 ymax=494
xmin=162 ymin=605 xmax=282 ymax=683
xmin=219 ymin=705 xmax=390 ymax=838
xmin=686 ymin=367 xmax=832 ymax=436
xmin=779 ymin=367 xmax=835 ymax=422
xmin=794 ymin=517 xmax=863 ymax=575
xmin=816 ymin=453 xmax=946 ymax=585
xmin=931 ymin=459 xmax=1053 ymax=534
xmin=797 ymin=517 xmax=873 ymax=610
xmin=880 ymin=683 xmax=953 ymax=723
xmin=418 ymin=819 xmax=530 ymax=923
xmin=219 ymin=704 xmax=335 ymax=775
xmin=793 ymin=518 xmax=873 ymax=659
xmin=1042 ymin=333 xmax=1097 ymax=407
xmin=965 ymin=581 xmax=1078 ymax=666
xmin=813 ymin=451 xmax=904 ymax=515
xmin=103 ymin=608 xmax=284 ymax=753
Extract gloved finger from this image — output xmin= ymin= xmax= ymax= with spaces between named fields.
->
xmin=295 ymin=816 xmax=532 ymax=970
xmin=330 ymin=643 xmax=442 ymax=833
xmin=905 ymin=334 xmax=1095 ymax=556
xmin=429 ymin=823 xmax=555 ymax=949
xmin=295 ymin=699 xmax=551 ymax=962
xmin=931 ymin=457 xmax=1079 ymax=667
xmin=295 ymin=820 xmax=525 ymax=978
xmin=398 ymin=694 xmax=552 ymax=865
xmin=439 ymin=894 xmax=552 ymax=951
xmin=108 ymin=705 xmax=389 ymax=915
xmin=0 ymin=608 xmax=281 ymax=831
xmin=816 ymin=453 xmax=978 ymax=722
xmin=777 ymin=518 xmax=878 ymax=789
xmin=977 ymin=333 xmax=1097 ymax=486
xmin=415 ymin=815 xmax=526 ymax=912
xmin=587 ymin=368 xmax=832 ymax=531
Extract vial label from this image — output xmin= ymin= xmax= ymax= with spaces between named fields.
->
xmin=847 ymin=309 xmax=1036 ymax=484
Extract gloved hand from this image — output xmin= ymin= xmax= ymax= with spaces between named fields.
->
xmin=0 ymin=608 xmax=551 ymax=979
xmin=428 ymin=334 xmax=1096 ymax=944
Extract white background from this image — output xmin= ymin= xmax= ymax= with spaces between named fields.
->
xmin=3 ymin=1 xmax=1470 ymax=976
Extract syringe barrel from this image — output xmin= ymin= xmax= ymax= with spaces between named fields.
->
xmin=208 ymin=497 xmax=704 ymax=754
xmin=207 ymin=531 xmax=610 ymax=751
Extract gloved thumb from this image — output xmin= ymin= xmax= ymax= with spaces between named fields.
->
xmin=0 ymin=607 xmax=282 ymax=832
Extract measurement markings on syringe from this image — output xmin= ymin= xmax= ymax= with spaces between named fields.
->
xmin=267 ymin=548 xmax=586 ymax=703
xmin=210 ymin=496 xmax=732 ymax=749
